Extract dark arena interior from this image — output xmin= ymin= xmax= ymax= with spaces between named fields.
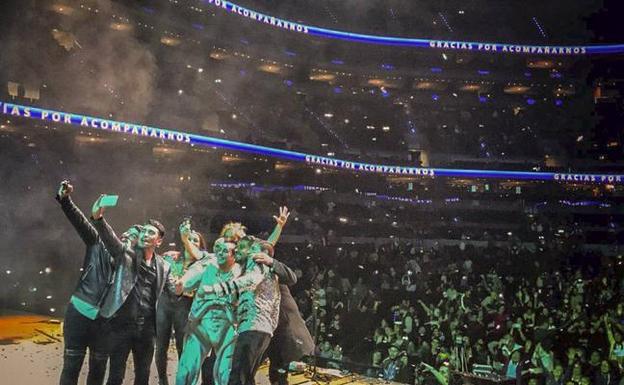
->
xmin=1 ymin=1 xmax=624 ymax=385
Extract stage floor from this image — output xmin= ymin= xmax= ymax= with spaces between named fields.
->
xmin=0 ymin=311 xmax=401 ymax=385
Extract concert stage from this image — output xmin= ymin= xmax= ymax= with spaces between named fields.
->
xmin=0 ymin=312 xmax=402 ymax=385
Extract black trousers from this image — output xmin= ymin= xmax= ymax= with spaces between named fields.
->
xmin=60 ymin=302 xmax=110 ymax=385
xmin=266 ymin=340 xmax=288 ymax=385
xmin=227 ymin=331 xmax=272 ymax=385
xmin=106 ymin=317 xmax=156 ymax=385
xmin=155 ymin=295 xmax=192 ymax=385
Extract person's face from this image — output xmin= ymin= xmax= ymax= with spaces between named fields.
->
xmin=590 ymin=351 xmax=601 ymax=364
xmin=121 ymin=226 xmax=141 ymax=246
xmin=511 ymin=351 xmax=521 ymax=363
xmin=222 ymin=224 xmax=246 ymax=243
xmin=188 ymin=231 xmax=201 ymax=249
xmin=138 ymin=224 xmax=162 ymax=249
xmin=553 ymin=365 xmax=563 ymax=378
xmin=528 ymin=379 xmax=538 ymax=385
xmin=234 ymin=239 xmax=254 ymax=262
xmin=213 ymin=239 xmax=235 ymax=266
xmin=601 ymin=360 xmax=610 ymax=373
xmin=388 ymin=347 xmax=399 ymax=359
xmin=372 ymin=351 xmax=382 ymax=364
xmin=580 ymin=378 xmax=590 ymax=385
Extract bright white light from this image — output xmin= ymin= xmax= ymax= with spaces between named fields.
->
xmin=214 ymin=79 xmax=222 ymax=83
xmin=382 ymin=126 xmax=390 ymax=132
xmin=44 ymin=267 xmax=52 ymax=274
xmin=198 ymin=68 xmax=204 ymax=73
xmin=5 ymin=270 xmax=10 ymax=275
xmin=178 ymin=89 xmax=184 ymax=95
xmin=315 ymin=168 xmax=322 ymax=174
xmin=344 ymin=119 xmax=350 ymax=124
xmin=339 ymin=217 xmax=348 ymax=223
xmin=46 ymin=295 xmax=53 ymax=300
xmin=50 ymin=308 xmax=56 ymax=313
xmin=324 ymin=113 xmax=334 ymax=118
xmin=231 ymin=114 xmax=237 ymax=119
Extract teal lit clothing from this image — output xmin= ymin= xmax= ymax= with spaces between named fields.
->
xmin=70 ymin=295 xmax=99 ymax=320
xmin=176 ymin=255 xmax=240 ymax=385
xmin=506 ymin=361 xmax=518 ymax=379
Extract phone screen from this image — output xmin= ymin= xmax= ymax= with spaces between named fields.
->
xmin=100 ymin=195 xmax=119 ymax=207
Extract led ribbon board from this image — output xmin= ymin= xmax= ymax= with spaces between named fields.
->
xmin=2 ymin=101 xmax=623 ymax=185
xmin=202 ymin=0 xmax=624 ymax=55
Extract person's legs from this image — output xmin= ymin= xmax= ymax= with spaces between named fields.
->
xmin=132 ymin=322 xmax=156 ymax=385
xmin=249 ymin=333 xmax=272 ymax=385
xmin=176 ymin=332 xmax=210 ymax=385
xmin=199 ymin=308 xmax=235 ymax=385
xmin=60 ymin=303 xmax=90 ymax=385
xmin=106 ymin=324 xmax=133 ymax=385
xmin=201 ymin=353 xmax=216 ymax=385
xmin=156 ymin=299 xmax=175 ymax=385
xmin=228 ymin=331 xmax=272 ymax=385
xmin=86 ymin=318 xmax=111 ymax=385
xmin=266 ymin=340 xmax=287 ymax=385
xmin=213 ymin=326 xmax=237 ymax=385
xmin=173 ymin=297 xmax=192 ymax=357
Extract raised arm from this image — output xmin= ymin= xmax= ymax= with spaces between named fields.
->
xmin=56 ymin=181 xmax=99 ymax=246
xmin=605 ymin=315 xmax=616 ymax=357
xmin=267 ymin=206 xmax=290 ymax=246
xmin=91 ymin=194 xmax=124 ymax=258
xmin=179 ymin=220 xmax=204 ymax=262
xmin=418 ymin=299 xmax=432 ymax=315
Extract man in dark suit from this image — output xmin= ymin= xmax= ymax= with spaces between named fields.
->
xmin=90 ymin=194 xmax=175 ymax=385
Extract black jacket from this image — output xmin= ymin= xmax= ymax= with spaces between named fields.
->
xmin=57 ymin=195 xmax=114 ymax=317
xmin=93 ymin=217 xmax=174 ymax=321
xmin=269 ymin=260 xmax=315 ymax=362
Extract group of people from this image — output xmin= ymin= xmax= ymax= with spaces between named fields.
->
xmin=56 ymin=180 xmax=314 ymax=385
xmin=287 ymin=235 xmax=623 ymax=385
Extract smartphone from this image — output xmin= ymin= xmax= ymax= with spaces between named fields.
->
xmin=100 ymin=194 xmax=119 ymax=207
